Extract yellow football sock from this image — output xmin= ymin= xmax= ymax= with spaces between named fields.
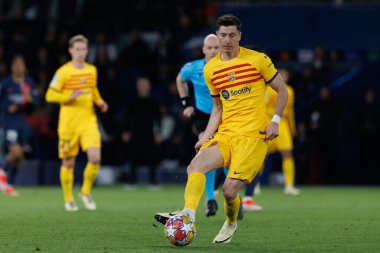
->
xmin=60 ymin=166 xmax=74 ymax=203
xmin=224 ymin=196 xmax=240 ymax=224
xmin=81 ymin=163 xmax=100 ymax=195
xmin=184 ymin=172 xmax=206 ymax=211
xmin=283 ymin=157 xmax=295 ymax=187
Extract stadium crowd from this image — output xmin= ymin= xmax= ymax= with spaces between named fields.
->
xmin=0 ymin=0 xmax=379 ymax=186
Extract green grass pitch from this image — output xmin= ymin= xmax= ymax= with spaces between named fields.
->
xmin=0 ymin=186 xmax=379 ymax=253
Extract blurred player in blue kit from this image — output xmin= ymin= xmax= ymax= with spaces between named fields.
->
xmin=0 ymin=55 xmax=38 ymax=193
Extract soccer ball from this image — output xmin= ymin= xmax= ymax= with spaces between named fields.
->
xmin=164 ymin=214 xmax=196 ymax=246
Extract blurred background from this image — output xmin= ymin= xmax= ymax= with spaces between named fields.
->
xmin=0 ymin=0 xmax=379 ymax=186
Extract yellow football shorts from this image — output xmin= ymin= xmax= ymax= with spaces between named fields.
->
xmin=58 ymin=126 xmax=101 ymax=159
xmin=268 ymin=122 xmax=293 ymax=153
xmin=201 ymin=133 xmax=268 ymax=183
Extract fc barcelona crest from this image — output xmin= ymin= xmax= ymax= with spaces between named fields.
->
xmin=227 ymin=72 xmax=236 ymax=82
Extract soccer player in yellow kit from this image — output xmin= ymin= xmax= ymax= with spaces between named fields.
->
xmin=155 ymin=14 xmax=288 ymax=243
xmin=45 ymin=35 xmax=108 ymax=211
xmin=266 ymin=69 xmax=300 ymax=195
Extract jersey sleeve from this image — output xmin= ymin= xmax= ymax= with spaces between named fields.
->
xmin=179 ymin=62 xmax=192 ymax=82
xmin=203 ymin=64 xmax=218 ymax=97
xmin=93 ymin=65 xmax=98 ymax=87
xmin=48 ymin=68 xmax=65 ymax=91
xmin=45 ymin=87 xmax=71 ymax=104
xmin=92 ymin=87 xmax=104 ymax=105
xmin=257 ymin=53 xmax=278 ymax=84
xmin=92 ymin=67 xmax=103 ymax=104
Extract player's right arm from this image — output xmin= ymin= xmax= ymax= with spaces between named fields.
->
xmin=177 ymin=63 xmax=194 ymax=118
xmin=45 ymin=70 xmax=83 ymax=104
xmin=46 ymin=88 xmax=83 ymax=104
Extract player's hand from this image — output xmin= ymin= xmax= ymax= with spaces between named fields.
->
xmin=194 ymin=137 xmax=207 ymax=153
xmin=183 ymin=106 xmax=195 ymax=118
xmin=69 ymin=89 xmax=84 ymax=100
xmin=265 ymin=121 xmax=279 ymax=140
xmin=98 ymin=101 xmax=108 ymax=113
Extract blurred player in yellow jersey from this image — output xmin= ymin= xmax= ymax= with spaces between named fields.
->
xmin=266 ymin=69 xmax=300 ymax=196
xmin=45 ymin=35 xmax=108 ymax=211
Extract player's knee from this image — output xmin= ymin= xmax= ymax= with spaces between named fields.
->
xmin=62 ymin=158 xmax=75 ymax=169
xmin=281 ymin=150 xmax=293 ymax=159
xmin=187 ymin=163 xmax=198 ymax=174
xmin=222 ymin=184 xmax=238 ymax=201
xmin=88 ymin=155 xmax=101 ymax=165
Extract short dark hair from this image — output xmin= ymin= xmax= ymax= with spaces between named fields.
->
xmin=216 ymin=14 xmax=241 ymax=31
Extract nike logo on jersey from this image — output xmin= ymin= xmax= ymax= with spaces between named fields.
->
xmin=233 ymin=171 xmax=241 ymax=175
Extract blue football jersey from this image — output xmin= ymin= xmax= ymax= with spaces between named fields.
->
xmin=180 ymin=59 xmax=212 ymax=114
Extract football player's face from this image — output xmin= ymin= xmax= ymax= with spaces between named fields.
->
xmin=69 ymin=41 xmax=88 ymax=62
xmin=203 ymin=37 xmax=220 ymax=61
xmin=216 ymin=26 xmax=241 ymax=54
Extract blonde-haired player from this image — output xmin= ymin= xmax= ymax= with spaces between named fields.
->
xmin=266 ymin=69 xmax=300 ymax=195
xmin=45 ymin=35 xmax=108 ymax=211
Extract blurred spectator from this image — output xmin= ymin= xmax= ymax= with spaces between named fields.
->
xmin=335 ymin=96 xmax=359 ymax=184
xmin=297 ymin=64 xmax=321 ymax=102
xmin=308 ymin=85 xmax=338 ymax=184
xmin=358 ymin=89 xmax=380 ymax=184
xmin=156 ymin=104 xmax=178 ymax=162
xmin=294 ymin=122 xmax=311 ymax=185
xmin=313 ymin=45 xmax=329 ymax=79
xmin=88 ymin=32 xmax=117 ymax=64
xmin=118 ymin=29 xmax=153 ymax=71
xmin=121 ymin=77 xmax=162 ymax=187
xmin=0 ymin=44 xmax=8 ymax=79
xmin=153 ymin=31 xmax=180 ymax=85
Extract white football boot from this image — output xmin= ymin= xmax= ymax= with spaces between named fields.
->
xmin=213 ymin=221 xmax=237 ymax=243
xmin=64 ymin=202 xmax=79 ymax=212
xmin=284 ymin=186 xmax=301 ymax=196
xmin=79 ymin=193 xmax=97 ymax=210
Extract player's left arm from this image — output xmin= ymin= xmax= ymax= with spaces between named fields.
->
xmin=92 ymin=67 xmax=108 ymax=113
xmin=266 ymin=74 xmax=288 ymax=140
xmin=92 ymin=87 xmax=108 ymax=113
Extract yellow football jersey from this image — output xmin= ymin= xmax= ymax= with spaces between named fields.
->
xmin=203 ymin=47 xmax=278 ymax=137
xmin=46 ymin=62 xmax=103 ymax=133
xmin=265 ymin=84 xmax=296 ymax=134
